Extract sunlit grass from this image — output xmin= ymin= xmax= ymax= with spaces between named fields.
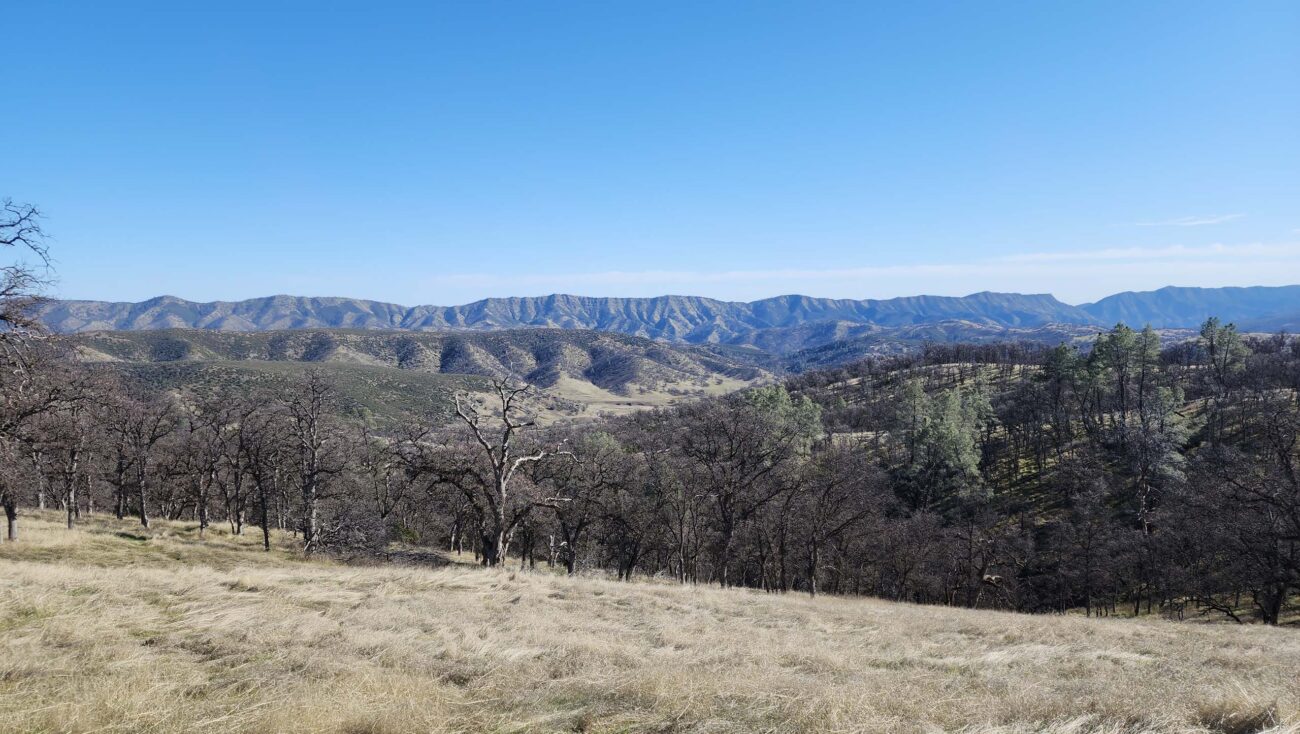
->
xmin=2 ymin=511 xmax=1298 ymax=733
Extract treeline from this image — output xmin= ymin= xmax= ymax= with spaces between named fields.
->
xmin=2 ymin=316 xmax=1297 ymax=623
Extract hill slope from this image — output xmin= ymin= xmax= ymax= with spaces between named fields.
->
xmin=2 ymin=511 xmax=1296 ymax=734
xmin=1080 ymin=285 xmax=1300 ymax=329
xmin=66 ymin=328 xmax=770 ymax=424
xmin=42 ymin=291 xmax=1099 ymax=344
xmin=44 ymin=286 xmax=1300 ymax=355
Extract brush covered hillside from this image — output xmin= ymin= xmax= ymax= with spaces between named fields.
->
xmin=779 ymin=321 xmax=1122 ymax=372
xmin=63 ymin=328 xmax=769 ymax=424
xmin=3 ymin=511 xmax=1299 ymax=734
xmin=41 ymin=291 xmax=1101 ymax=338
xmin=41 ymin=286 xmax=1300 ymax=352
xmin=1082 ymin=286 xmax=1300 ymax=331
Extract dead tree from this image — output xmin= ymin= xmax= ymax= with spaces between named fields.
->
xmin=0 ymin=199 xmax=55 ymax=540
xmin=453 ymin=376 xmax=566 ymax=566
xmin=0 ymin=199 xmax=51 ymax=336
xmin=284 ymin=370 xmax=343 ymax=551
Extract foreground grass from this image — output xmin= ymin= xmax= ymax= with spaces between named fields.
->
xmin=2 ymin=514 xmax=1299 ymax=733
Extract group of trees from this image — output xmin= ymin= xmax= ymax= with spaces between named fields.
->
xmin=3 ymin=318 xmax=1295 ymax=623
xmin=2 ymin=198 xmax=1296 ymax=624
xmin=788 ymin=321 xmax=1299 ymax=623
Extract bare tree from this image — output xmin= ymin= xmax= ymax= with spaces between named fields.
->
xmin=1 ymin=346 xmax=96 ymax=539
xmin=284 ymin=370 xmax=344 ymax=551
xmin=0 ymin=199 xmax=51 ymax=337
xmin=534 ymin=429 xmax=624 ymax=574
xmin=229 ymin=390 xmax=290 ymax=551
xmin=451 ymin=376 xmax=566 ymax=566
xmin=99 ymin=389 xmax=177 ymax=528
xmin=795 ymin=446 xmax=884 ymax=596
xmin=677 ymin=387 xmax=821 ymax=587
xmin=0 ymin=199 xmax=57 ymax=540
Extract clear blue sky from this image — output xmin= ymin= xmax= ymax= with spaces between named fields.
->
xmin=6 ymin=1 xmax=1298 ymax=305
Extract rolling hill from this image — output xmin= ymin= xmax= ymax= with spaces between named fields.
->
xmin=65 ymin=328 xmax=771 ymax=425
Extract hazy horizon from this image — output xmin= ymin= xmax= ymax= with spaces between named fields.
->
xmin=46 ymin=279 xmax=1300 ymax=310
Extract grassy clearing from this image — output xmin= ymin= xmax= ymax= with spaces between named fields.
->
xmin=2 ymin=513 xmax=1298 ymax=733
xmin=547 ymin=374 xmax=762 ymax=420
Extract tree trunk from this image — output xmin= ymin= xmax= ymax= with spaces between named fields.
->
xmin=717 ymin=528 xmax=734 ymax=588
xmin=807 ymin=541 xmax=820 ymax=598
xmin=258 ymin=479 xmax=271 ymax=552
xmin=138 ymin=480 xmax=150 ymax=528
xmin=198 ymin=490 xmax=209 ymax=539
xmin=65 ymin=473 xmax=77 ymax=530
xmin=4 ymin=502 xmax=17 ymax=542
xmin=1258 ymin=584 xmax=1286 ymax=625
xmin=302 ymin=481 xmax=318 ymax=551
xmin=481 ymin=530 xmax=502 ymax=566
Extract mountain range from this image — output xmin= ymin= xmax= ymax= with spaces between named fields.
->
xmin=42 ymin=285 xmax=1300 ymax=355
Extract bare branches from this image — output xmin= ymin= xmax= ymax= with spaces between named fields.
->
xmin=441 ymin=374 xmax=568 ymax=566
xmin=0 ymin=199 xmax=53 ymax=337
xmin=0 ymin=200 xmax=49 ymax=261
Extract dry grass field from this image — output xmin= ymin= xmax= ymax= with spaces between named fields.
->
xmin=2 ymin=513 xmax=1298 ymax=734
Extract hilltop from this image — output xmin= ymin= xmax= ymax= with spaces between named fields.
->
xmin=2 ymin=511 xmax=1297 ymax=734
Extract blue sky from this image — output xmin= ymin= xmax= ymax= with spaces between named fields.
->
xmin=6 ymin=1 xmax=1298 ymax=305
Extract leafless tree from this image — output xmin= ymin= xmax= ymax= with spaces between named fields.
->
xmin=0 ymin=198 xmax=52 ymax=338
xmin=451 ymin=376 xmax=567 ymax=566
xmin=99 ymin=388 xmax=177 ymax=528
xmin=284 ymin=370 xmax=344 ymax=551
xmin=0 ymin=199 xmax=57 ymax=540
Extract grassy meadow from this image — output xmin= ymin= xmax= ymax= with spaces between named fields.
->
xmin=1 ymin=511 xmax=1298 ymax=734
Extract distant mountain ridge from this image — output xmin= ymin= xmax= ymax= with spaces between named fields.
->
xmin=1080 ymin=285 xmax=1300 ymax=330
xmin=41 ymin=285 xmax=1300 ymax=354
xmin=39 ymin=292 xmax=1096 ymax=341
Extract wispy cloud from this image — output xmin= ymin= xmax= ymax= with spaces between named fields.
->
xmin=422 ymin=240 xmax=1300 ymax=304
xmin=1000 ymin=242 xmax=1300 ymax=263
xmin=432 ymin=242 xmax=1300 ymax=286
xmin=1134 ymin=214 xmax=1244 ymax=227
xmin=429 ymin=264 xmax=971 ymax=289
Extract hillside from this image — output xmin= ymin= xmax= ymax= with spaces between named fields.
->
xmin=780 ymin=321 xmax=1109 ymax=372
xmin=43 ymin=286 xmax=1300 ymax=358
xmin=65 ymin=328 xmax=769 ymax=424
xmin=1080 ymin=285 xmax=1300 ymax=330
xmin=2 ymin=511 xmax=1297 ymax=734
xmin=41 ymin=291 xmax=1099 ymax=345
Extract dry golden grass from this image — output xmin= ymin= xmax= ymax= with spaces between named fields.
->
xmin=2 ymin=512 xmax=1298 ymax=734
xmin=544 ymin=374 xmax=762 ymax=420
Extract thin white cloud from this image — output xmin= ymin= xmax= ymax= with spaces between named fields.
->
xmin=422 ymin=241 xmax=1300 ymax=304
xmin=1134 ymin=214 xmax=1244 ymax=227
xmin=430 ymin=264 xmax=972 ymax=288
xmin=1000 ymin=242 xmax=1300 ymax=263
